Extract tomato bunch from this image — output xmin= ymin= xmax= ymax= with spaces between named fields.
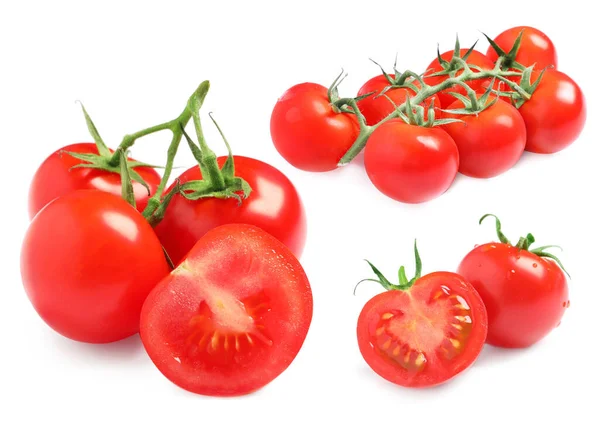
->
xmin=270 ymin=26 xmax=586 ymax=204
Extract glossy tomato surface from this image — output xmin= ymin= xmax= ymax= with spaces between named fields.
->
xmin=364 ymin=121 xmax=459 ymax=204
xmin=458 ymin=243 xmax=569 ymax=348
xmin=424 ymin=49 xmax=495 ymax=108
xmin=357 ymin=272 xmax=487 ymax=388
xmin=486 ymin=26 xmax=557 ymax=69
xmin=28 ymin=143 xmax=160 ymax=219
xmin=140 ymin=224 xmax=313 ymax=396
xmin=20 ymin=190 xmax=170 ymax=343
xmin=357 ymin=75 xmax=441 ymax=125
xmin=441 ymin=99 xmax=526 ymax=178
xmin=270 ymin=82 xmax=360 ymax=171
xmin=155 ymin=155 xmax=306 ymax=265
xmin=519 ymin=70 xmax=586 ymax=153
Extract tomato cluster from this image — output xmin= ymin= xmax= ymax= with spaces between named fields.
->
xmin=270 ymin=26 xmax=586 ymax=204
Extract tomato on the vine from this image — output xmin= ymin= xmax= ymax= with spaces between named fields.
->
xmin=270 ymin=82 xmax=360 ymax=172
xmin=357 ymin=75 xmax=441 ymax=126
xmin=457 ymin=214 xmax=569 ymax=348
xmin=140 ymin=224 xmax=313 ymax=396
xmin=20 ymin=190 xmax=170 ymax=343
xmin=357 ymin=244 xmax=487 ymax=388
xmin=28 ymin=143 xmax=160 ymax=219
xmin=486 ymin=26 xmax=557 ymax=70
xmin=441 ymin=98 xmax=526 ymax=178
xmin=154 ymin=155 xmax=306 ymax=265
xmin=364 ymin=120 xmax=459 ymax=204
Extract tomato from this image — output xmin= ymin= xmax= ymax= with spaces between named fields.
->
xmin=423 ymin=49 xmax=495 ymax=108
xmin=357 ymin=271 xmax=487 ymax=388
xmin=357 ymin=75 xmax=441 ymax=126
xmin=140 ymin=224 xmax=313 ymax=396
xmin=364 ymin=120 xmax=459 ymax=203
xmin=154 ymin=155 xmax=306 ymax=265
xmin=28 ymin=143 xmax=160 ymax=219
xmin=441 ymin=98 xmax=526 ymax=178
xmin=486 ymin=26 xmax=557 ymax=70
xmin=518 ymin=70 xmax=586 ymax=154
xmin=270 ymin=83 xmax=360 ymax=171
xmin=20 ymin=190 xmax=170 ymax=343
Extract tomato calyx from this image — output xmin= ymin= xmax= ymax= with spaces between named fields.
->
xmin=442 ymin=79 xmax=498 ymax=115
xmin=483 ymin=30 xmax=527 ymax=71
xmin=479 ymin=214 xmax=570 ymax=277
xmin=428 ymin=36 xmax=480 ymax=78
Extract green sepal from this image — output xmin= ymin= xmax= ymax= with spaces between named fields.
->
xmin=118 ymin=149 xmax=136 ymax=208
xmin=78 ymin=103 xmax=111 ymax=158
xmin=482 ymin=31 xmax=526 ymax=71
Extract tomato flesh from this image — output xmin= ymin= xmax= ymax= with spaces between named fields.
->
xmin=140 ymin=224 xmax=313 ymax=396
xmin=357 ymin=272 xmax=487 ymax=387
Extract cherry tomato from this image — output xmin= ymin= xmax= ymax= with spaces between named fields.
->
xmin=441 ymin=98 xmax=526 ymax=178
xmin=357 ymin=250 xmax=487 ymax=388
xmin=486 ymin=26 xmax=557 ymax=70
xmin=364 ymin=120 xmax=459 ymax=204
xmin=20 ymin=190 xmax=170 ymax=343
xmin=357 ymin=75 xmax=441 ymax=125
xmin=28 ymin=143 xmax=160 ymax=219
xmin=154 ymin=155 xmax=306 ymax=265
xmin=140 ymin=224 xmax=313 ymax=396
xmin=424 ymin=49 xmax=495 ymax=108
xmin=518 ymin=70 xmax=586 ymax=153
xmin=270 ymin=83 xmax=360 ymax=171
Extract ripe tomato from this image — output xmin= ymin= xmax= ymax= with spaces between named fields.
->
xmin=154 ymin=156 xmax=306 ymax=265
xmin=20 ymin=190 xmax=170 ymax=343
xmin=357 ymin=272 xmax=487 ymax=388
xmin=140 ymin=224 xmax=313 ymax=396
xmin=28 ymin=143 xmax=160 ymax=219
xmin=518 ymin=70 xmax=586 ymax=153
xmin=357 ymin=75 xmax=441 ymax=125
xmin=423 ymin=49 xmax=495 ymax=108
xmin=270 ymin=82 xmax=360 ymax=171
xmin=486 ymin=26 xmax=557 ymax=69
xmin=441 ymin=98 xmax=526 ymax=178
xmin=364 ymin=120 xmax=459 ymax=204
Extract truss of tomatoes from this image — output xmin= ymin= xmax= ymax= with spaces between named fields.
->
xmin=270 ymin=26 xmax=586 ymax=204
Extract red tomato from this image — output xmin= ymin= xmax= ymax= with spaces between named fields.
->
xmin=518 ymin=70 xmax=586 ymax=153
xmin=357 ymin=75 xmax=441 ymax=125
xmin=357 ymin=272 xmax=487 ymax=388
xmin=20 ymin=190 xmax=170 ymax=343
xmin=458 ymin=242 xmax=568 ymax=348
xmin=424 ymin=49 xmax=495 ymax=108
xmin=154 ymin=156 xmax=306 ymax=265
xmin=28 ymin=143 xmax=160 ymax=219
xmin=140 ymin=224 xmax=313 ymax=396
xmin=270 ymin=83 xmax=360 ymax=171
xmin=441 ymin=98 xmax=526 ymax=178
xmin=364 ymin=121 xmax=459 ymax=203
xmin=486 ymin=26 xmax=557 ymax=69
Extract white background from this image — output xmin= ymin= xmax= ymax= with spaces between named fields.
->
xmin=2 ymin=1 xmax=598 ymax=429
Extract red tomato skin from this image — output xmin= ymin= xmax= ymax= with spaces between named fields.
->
xmin=357 ymin=75 xmax=441 ymax=126
xmin=458 ymin=243 xmax=569 ymax=348
xmin=518 ymin=70 xmax=586 ymax=154
xmin=140 ymin=224 xmax=313 ymax=396
xmin=20 ymin=190 xmax=170 ymax=343
xmin=441 ymin=99 xmax=527 ymax=178
xmin=28 ymin=143 xmax=161 ymax=219
xmin=357 ymin=272 xmax=487 ymax=388
xmin=364 ymin=121 xmax=459 ymax=204
xmin=154 ymin=155 xmax=306 ymax=265
xmin=270 ymin=83 xmax=360 ymax=171
xmin=424 ymin=49 xmax=496 ymax=108
xmin=486 ymin=26 xmax=557 ymax=69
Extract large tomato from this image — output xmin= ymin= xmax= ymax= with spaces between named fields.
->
xmin=154 ymin=155 xmax=306 ymax=265
xmin=486 ymin=26 xmax=557 ymax=69
xmin=20 ymin=190 xmax=170 ymax=343
xmin=441 ymin=98 xmax=526 ymax=178
xmin=270 ymin=82 xmax=360 ymax=171
xmin=423 ymin=49 xmax=495 ymax=108
xmin=364 ymin=120 xmax=459 ymax=204
xmin=28 ymin=143 xmax=160 ymax=219
xmin=140 ymin=224 xmax=313 ymax=396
